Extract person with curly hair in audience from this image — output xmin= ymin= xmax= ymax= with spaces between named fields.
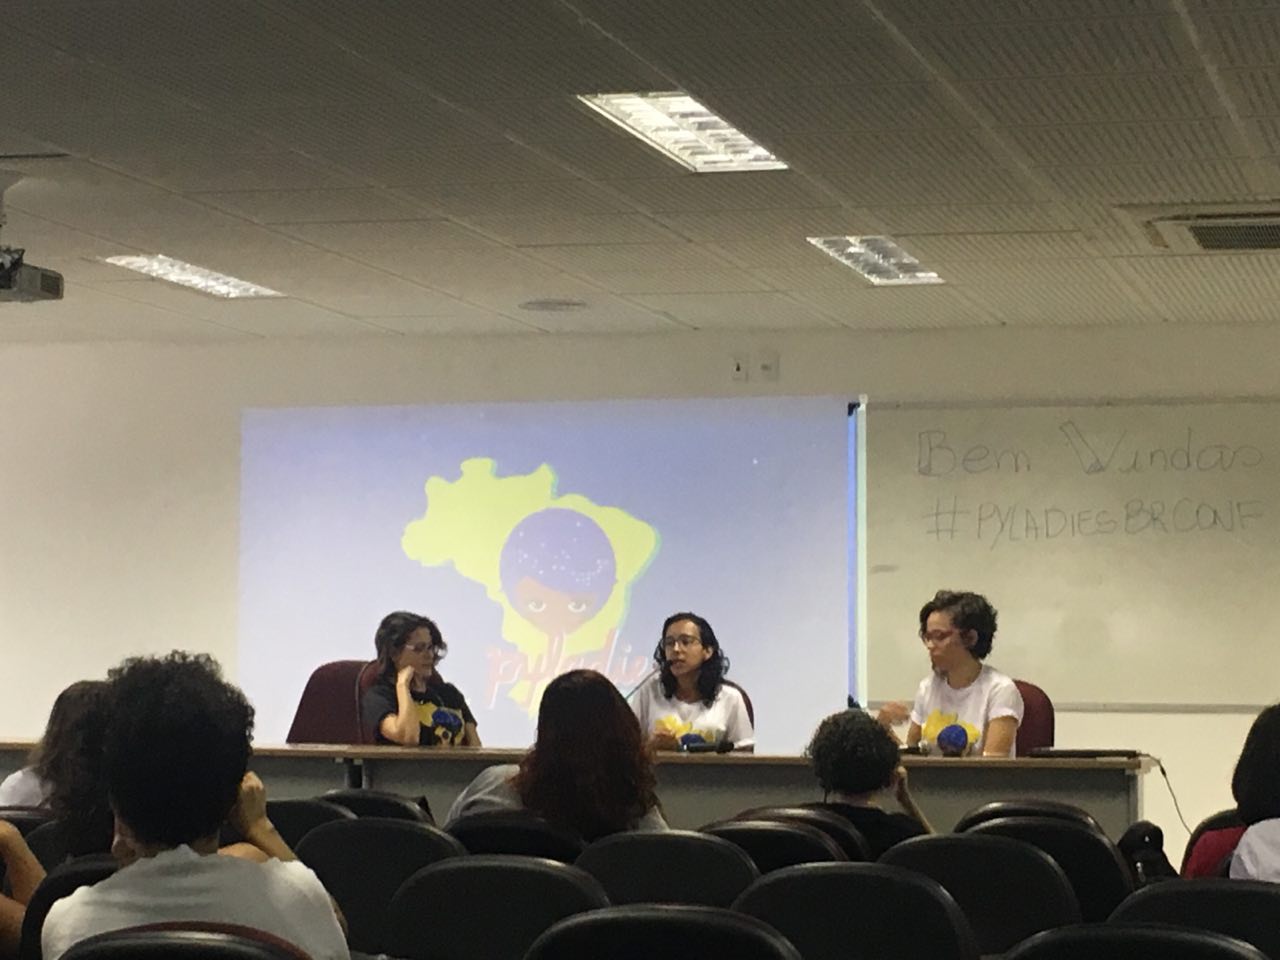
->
xmin=630 ymin=611 xmax=754 ymax=752
xmin=445 ymin=669 xmax=667 ymax=840
xmin=41 ymin=652 xmax=348 ymax=960
xmin=806 ymin=708 xmax=932 ymax=858
xmin=1227 ymin=703 xmax=1280 ymax=881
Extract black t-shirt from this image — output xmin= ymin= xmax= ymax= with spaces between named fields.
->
xmin=361 ymin=676 xmax=477 ymax=746
xmin=814 ymin=802 xmax=927 ymax=859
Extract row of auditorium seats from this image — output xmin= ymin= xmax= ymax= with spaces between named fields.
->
xmin=10 ymin=795 xmax=1270 ymax=960
xmin=27 ymin=850 xmax=1280 ymax=960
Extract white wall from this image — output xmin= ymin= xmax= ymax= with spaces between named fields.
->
xmin=2 ymin=321 xmax=1275 ymax=843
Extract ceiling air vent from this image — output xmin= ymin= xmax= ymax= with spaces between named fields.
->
xmin=1131 ymin=207 xmax=1280 ymax=253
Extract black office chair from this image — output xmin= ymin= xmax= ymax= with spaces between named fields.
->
xmin=527 ymin=904 xmax=802 ymax=960
xmin=701 ymin=819 xmax=846 ymax=874
xmin=1111 ymin=878 xmax=1280 ymax=960
xmin=60 ymin=925 xmax=309 ymax=960
xmin=295 ymin=817 xmax=465 ymax=955
xmin=1005 ymin=923 xmax=1268 ymax=960
xmin=954 ymin=799 xmax=1103 ymax=834
xmin=321 ymin=788 xmax=432 ymax=822
xmin=385 ymin=855 xmax=609 ymax=960
xmin=447 ymin=809 xmax=586 ymax=863
xmin=968 ymin=815 xmax=1133 ymax=921
xmin=880 ymin=833 xmax=1080 ymax=954
xmin=732 ymin=862 xmax=979 ymax=960
xmin=19 ymin=855 xmax=118 ymax=960
xmin=575 ymin=830 xmax=759 ymax=907
xmin=733 ymin=805 xmax=871 ymax=860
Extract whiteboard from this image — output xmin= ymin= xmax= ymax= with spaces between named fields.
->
xmin=866 ymin=401 xmax=1277 ymax=707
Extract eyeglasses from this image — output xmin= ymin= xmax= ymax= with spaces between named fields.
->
xmin=661 ymin=634 xmax=703 ymax=651
xmin=919 ymin=629 xmax=960 ymax=647
xmin=404 ymin=641 xmax=447 ymax=659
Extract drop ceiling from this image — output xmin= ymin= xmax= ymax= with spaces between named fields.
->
xmin=2 ymin=0 xmax=1279 ymax=341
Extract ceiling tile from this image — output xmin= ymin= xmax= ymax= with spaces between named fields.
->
xmin=600 ymin=172 xmax=835 ymax=213
xmin=323 ymin=143 xmax=577 ymax=186
xmin=866 ymin=203 xmax=1071 ymax=233
xmin=587 ymin=268 xmax=771 ymax=294
xmin=400 ymin=180 xmax=638 ymax=217
xmin=1002 ymin=120 xmax=1243 ymax=165
xmin=522 ymin=243 xmax=735 ymax=274
xmin=118 ymin=153 xmax=352 ymax=192
xmin=964 ymin=74 xmax=1224 ymax=124
xmin=460 ymin=213 xmax=681 ymax=246
xmin=792 ymin=285 xmax=997 ymax=330
xmin=193 ymin=189 xmax=427 ymax=224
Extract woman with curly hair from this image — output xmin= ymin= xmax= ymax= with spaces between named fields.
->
xmin=630 ymin=612 xmax=754 ymax=752
xmin=806 ymin=709 xmax=931 ymax=858
xmin=444 ymin=670 xmax=666 ymax=840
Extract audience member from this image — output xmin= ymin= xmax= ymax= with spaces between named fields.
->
xmin=41 ymin=652 xmax=348 ymax=960
xmin=446 ymin=669 xmax=667 ymax=839
xmin=361 ymin=611 xmax=480 ymax=746
xmin=805 ymin=708 xmax=931 ymax=857
xmin=0 ymin=682 xmax=108 ymax=809
xmin=0 ymin=818 xmax=47 ymax=958
xmin=630 ymin=612 xmax=754 ymax=752
xmin=1228 ymin=703 xmax=1280 ymax=882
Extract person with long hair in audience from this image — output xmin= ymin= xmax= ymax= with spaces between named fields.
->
xmin=1223 ymin=703 xmax=1280 ymax=881
xmin=361 ymin=610 xmax=481 ymax=747
xmin=0 ymin=681 xmax=106 ymax=809
xmin=806 ymin=708 xmax=932 ymax=857
xmin=878 ymin=590 xmax=1023 ymax=757
xmin=445 ymin=669 xmax=667 ymax=839
xmin=629 ymin=611 xmax=754 ymax=752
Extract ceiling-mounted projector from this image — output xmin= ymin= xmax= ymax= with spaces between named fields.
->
xmin=0 ymin=246 xmax=63 ymax=302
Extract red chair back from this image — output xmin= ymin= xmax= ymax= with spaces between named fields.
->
xmin=285 ymin=660 xmax=367 ymax=744
xmin=1014 ymin=679 xmax=1054 ymax=755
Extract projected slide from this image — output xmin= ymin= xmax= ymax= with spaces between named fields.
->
xmin=239 ymin=397 xmax=852 ymax=751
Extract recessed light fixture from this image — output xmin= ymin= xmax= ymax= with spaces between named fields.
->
xmin=101 ymin=254 xmax=283 ymax=298
xmin=577 ymin=92 xmax=788 ymax=173
xmin=806 ymin=236 xmax=944 ymax=286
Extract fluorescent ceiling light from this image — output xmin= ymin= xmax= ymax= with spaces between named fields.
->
xmin=577 ymin=92 xmax=787 ymax=173
xmin=806 ymin=236 xmax=944 ymax=286
xmin=101 ymin=254 xmax=283 ymax=298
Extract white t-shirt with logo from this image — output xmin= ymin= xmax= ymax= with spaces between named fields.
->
xmin=910 ymin=664 xmax=1024 ymax=756
xmin=630 ymin=676 xmax=755 ymax=750
xmin=1230 ymin=818 xmax=1280 ymax=881
xmin=42 ymin=845 xmax=348 ymax=960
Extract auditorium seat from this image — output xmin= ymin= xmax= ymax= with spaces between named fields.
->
xmin=968 ymin=816 xmax=1133 ymax=921
xmin=386 ymin=855 xmax=609 ymax=960
xmin=295 ymin=818 xmax=465 ymax=955
xmin=1013 ymin=679 xmax=1055 ymax=754
xmin=19 ymin=855 xmax=117 ymax=960
xmin=954 ymin=799 xmax=1103 ymax=834
xmin=284 ymin=660 xmax=366 ymax=744
xmin=575 ymin=830 xmax=758 ymax=907
xmin=60 ymin=923 xmax=312 ymax=960
xmin=322 ymin=788 xmax=433 ymax=823
xmin=733 ymin=805 xmax=870 ymax=860
xmin=262 ymin=798 xmax=354 ymax=848
xmin=732 ymin=862 xmax=979 ymax=960
xmin=701 ymin=819 xmax=846 ymax=874
xmin=1005 ymin=923 xmax=1267 ymax=960
xmin=879 ymin=833 xmax=1080 ymax=955
xmin=0 ymin=807 xmax=54 ymax=836
xmin=1182 ymin=807 xmax=1245 ymax=875
xmin=527 ymin=905 xmax=802 ymax=960
xmin=1110 ymin=877 xmax=1280 ymax=960
xmin=447 ymin=809 xmax=585 ymax=862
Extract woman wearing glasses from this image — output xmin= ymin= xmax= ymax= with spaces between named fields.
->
xmin=878 ymin=590 xmax=1022 ymax=757
xmin=630 ymin=611 xmax=754 ymax=752
xmin=360 ymin=611 xmax=481 ymax=746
